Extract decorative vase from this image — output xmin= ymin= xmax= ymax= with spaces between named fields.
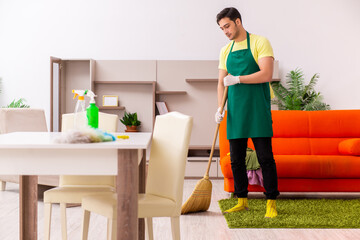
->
xmin=125 ymin=125 xmax=138 ymax=132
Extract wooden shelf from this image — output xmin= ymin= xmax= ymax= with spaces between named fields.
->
xmin=94 ymin=81 xmax=155 ymax=85
xmin=156 ymin=91 xmax=187 ymax=95
xmin=188 ymin=146 xmax=220 ymax=158
xmin=98 ymin=106 xmax=125 ymax=110
xmin=186 ymin=78 xmax=218 ymax=83
xmin=61 ymin=58 xmax=93 ymax=61
xmin=188 ymin=145 xmax=219 ymax=150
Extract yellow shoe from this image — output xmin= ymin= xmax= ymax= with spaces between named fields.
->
xmin=265 ymin=199 xmax=278 ymax=218
xmin=224 ymin=198 xmax=249 ymax=214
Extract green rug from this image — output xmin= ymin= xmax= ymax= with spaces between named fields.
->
xmin=218 ymin=198 xmax=360 ymax=228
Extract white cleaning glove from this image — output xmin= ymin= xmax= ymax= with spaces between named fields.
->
xmin=215 ymin=107 xmax=225 ymax=124
xmin=224 ymin=75 xmax=240 ymax=86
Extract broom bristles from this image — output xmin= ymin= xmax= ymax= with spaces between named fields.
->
xmin=181 ymin=177 xmax=212 ymax=214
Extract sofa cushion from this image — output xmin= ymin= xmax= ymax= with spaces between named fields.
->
xmin=250 ymin=138 xmax=346 ymax=156
xmin=309 ymin=138 xmax=347 ymax=155
xmin=339 ymin=139 xmax=360 ymax=156
xmin=309 ymin=110 xmax=360 ymax=138
xmin=272 ymin=138 xmax=311 ymax=155
xmin=220 ymin=154 xmax=360 ymax=179
xmin=272 ymin=111 xmax=310 ymax=138
xmin=272 ymin=110 xmax=360 ymax=138
xmin=275 ymin=155 xmax=360 ymax=178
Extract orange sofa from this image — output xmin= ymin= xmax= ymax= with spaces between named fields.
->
xmin=219 ymin=110 xmax=360 ymax=192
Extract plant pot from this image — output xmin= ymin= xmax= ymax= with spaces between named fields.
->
xmin=125 ymin=125 xmax=138 ymax=132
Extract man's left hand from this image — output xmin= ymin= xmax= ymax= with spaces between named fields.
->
xmin=224 ymin=75 xmax=240 ymax=86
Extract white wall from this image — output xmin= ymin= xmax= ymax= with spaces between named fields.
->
xmin=0 ymin=0 xmax=359 ymax=123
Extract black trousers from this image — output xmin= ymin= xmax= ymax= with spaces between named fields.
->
xmin=229 ymin=137 xmax=280 ymax=199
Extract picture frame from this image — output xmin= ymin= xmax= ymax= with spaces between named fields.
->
xmin=102 ymin=95 xmax=119 ymax=107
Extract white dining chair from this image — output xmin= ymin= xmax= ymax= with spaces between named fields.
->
xmin=0 ymin=108 xmax=48 ymax=190
xmin=80 ymin=112 xmax=193 ymax=240
xmin=43 ymin=112 xmax=118 ymax=240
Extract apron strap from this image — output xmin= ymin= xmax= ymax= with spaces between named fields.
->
xmin=229 ymin=40 xmax=235 ymax=52
xmin=246 ymin=31 xmax=250 ymax=49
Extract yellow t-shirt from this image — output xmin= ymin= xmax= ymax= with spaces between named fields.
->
xmin=218 ymin=33 xmax=275 ymax=98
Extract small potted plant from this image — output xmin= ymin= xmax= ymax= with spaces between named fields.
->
xmin=120 ymin=111 xmax=141 ymax=132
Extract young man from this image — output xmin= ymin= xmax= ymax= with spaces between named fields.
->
xmin=215 ymin=7 xmax=279 ymax=218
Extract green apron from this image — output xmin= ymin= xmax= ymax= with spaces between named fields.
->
xmin=226 ymin=32 xmax=273 ymax=139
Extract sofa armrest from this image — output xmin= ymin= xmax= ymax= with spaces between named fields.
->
xmin=219 ymin=155 xmax=233 ymax=178
xmin=339 ymin=139 xmax=360 ymax=156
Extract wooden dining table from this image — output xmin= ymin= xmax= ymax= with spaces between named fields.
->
xmin=0 ymin=131 xmax=152 ymax=240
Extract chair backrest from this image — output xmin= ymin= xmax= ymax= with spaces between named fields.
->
xmin=0 ymin=108 xmax=48 ymax=133
xmin=146 ymin=112 xmax=193 ymax=213
xmin=59 ymin=112 xmax=118 ymax=187
xmin=61 ymin=112 xmax=118 ymax=132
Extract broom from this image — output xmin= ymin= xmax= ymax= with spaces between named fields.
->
xmin=181 ymin=86 xmax=228 ymax=214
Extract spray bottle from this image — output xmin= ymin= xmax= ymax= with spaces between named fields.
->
xmin=85 ymin=90 xmax=99 ymax=128
xmin=72 ymin=89 xmax=88 ymax=129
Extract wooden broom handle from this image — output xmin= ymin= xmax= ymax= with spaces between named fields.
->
xmin=204 ymin=86 xmax=228 ymax=178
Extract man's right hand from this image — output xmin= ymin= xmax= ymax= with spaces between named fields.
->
xmin=215 ymin=107 xmax=225 ymax=124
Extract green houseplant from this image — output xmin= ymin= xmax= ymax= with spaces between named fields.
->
xmin=1 ymin=77 xmax=30 ymax=108
xmin=4 ymin=98 xmax=30 ymax=108
xmin=270 ymin=68 xmax=330 ymax=110
xmin=120 ymin=111 xmax=141 ymax=132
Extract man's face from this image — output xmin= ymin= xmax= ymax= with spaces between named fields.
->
xmin=218 ymin=17 xmax=240 ymax=40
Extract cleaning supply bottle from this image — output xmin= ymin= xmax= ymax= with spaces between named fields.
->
xmin=85 ymin=90 xmax=99 ymax=128
xmin=72 ymin=89 xmax=88 ymax=129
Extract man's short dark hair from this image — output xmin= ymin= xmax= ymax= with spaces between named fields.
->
xmin=216 ymin=7 xmax=242 ymax=25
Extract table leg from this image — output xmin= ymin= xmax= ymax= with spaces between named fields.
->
xmin=117 ymin=149 xmax=138 ymax=240
xmin=19 ymin=175 xmax=38 ymax=240
xmin=138 ymin=149 xmax=146 ymax=240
